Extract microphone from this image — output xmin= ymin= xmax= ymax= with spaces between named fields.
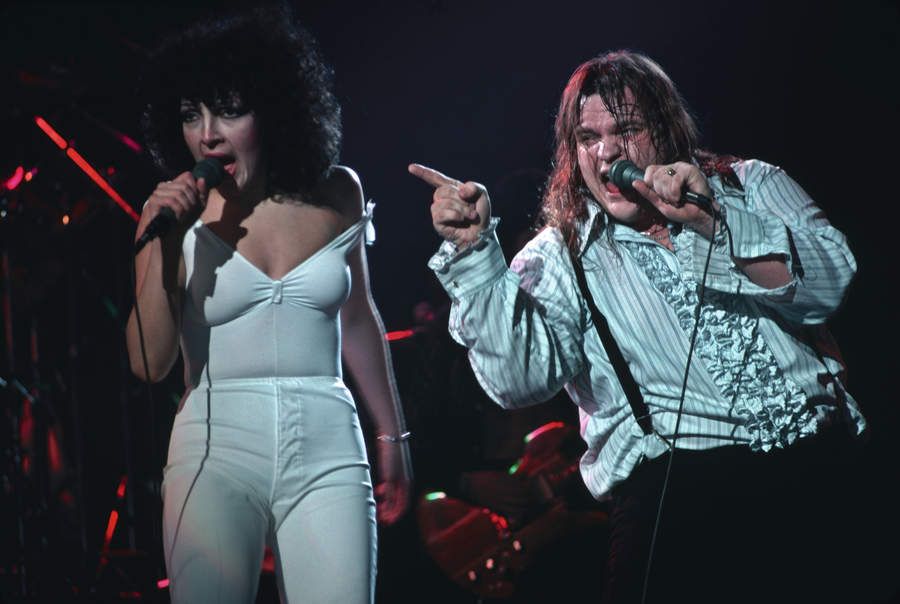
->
xmin=608 ymin=159 xmax=713 ymax=212
xmin=134 ymin=158 xmax=225 ymax=253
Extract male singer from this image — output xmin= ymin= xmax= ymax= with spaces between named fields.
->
xmin=409 ymin=50 xmax=866 ymax=603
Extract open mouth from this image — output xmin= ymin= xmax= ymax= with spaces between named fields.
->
xmin=204 ymin=155 xmax=236 ymax=176
xmin=600 ymin=173 xmax=621 ymax=195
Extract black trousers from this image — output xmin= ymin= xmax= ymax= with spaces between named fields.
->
xmin=599 ymin=428 xmax=871 ymax=604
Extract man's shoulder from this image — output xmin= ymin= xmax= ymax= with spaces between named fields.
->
xmin=508 ymin=226 xmax=570 ymax=272
xmin=696 ymin=150 xmax=781 ymax=190
xmin=730 ymin=158 xmax=782 ymax=186
xmin=518 ymin=226 xmax=566 ymax=255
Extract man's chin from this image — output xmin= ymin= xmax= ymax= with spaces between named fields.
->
xmin=605 ymin=198 xmax=657 ymax=226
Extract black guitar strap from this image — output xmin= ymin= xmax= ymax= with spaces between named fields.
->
xmin=569 ymin=250 xmax=654 ymax=436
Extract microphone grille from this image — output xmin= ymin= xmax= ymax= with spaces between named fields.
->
xmin=193 ymin=158 xmax=225 ymax=188
xmin=608 ymin=160 xmax=626 ymax=186
xmin=608 ymin=159 xmax=640 ymax=190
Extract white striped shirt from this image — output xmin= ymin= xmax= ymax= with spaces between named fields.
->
xmin=429 ymin=159 xmax=866 ymax=499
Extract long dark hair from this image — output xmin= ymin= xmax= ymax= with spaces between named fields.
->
xmin=541 ymin=51 xmax=699 ymax=253
xmin=139 ymin=4 xmax=341 ymax=198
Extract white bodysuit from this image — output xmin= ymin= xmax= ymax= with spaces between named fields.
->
xmin=162 ymin=208 xmax=376 ymax=604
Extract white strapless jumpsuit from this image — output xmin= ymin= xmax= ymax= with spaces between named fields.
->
xmin=162 ymin=208 xmax=376 ymax=603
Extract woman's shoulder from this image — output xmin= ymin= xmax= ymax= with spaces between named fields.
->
xmin=313 ymin=165 xmax=365 ymax=225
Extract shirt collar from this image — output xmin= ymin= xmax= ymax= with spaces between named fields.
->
xmin=575 ymin=199 xmax=661 ymax=256
xmin=576 ymin=200 xmax=604 ymax=256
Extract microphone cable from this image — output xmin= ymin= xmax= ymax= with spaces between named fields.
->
xmin=129 ymin=252 xmax=166 ymax=583
xmin=132 ymin=161 xmax=225 ymax=588
xmin=640 ymin=208 xmax=729 ymax=604
xmin=131 ymin=227 xmax=212 ymax=589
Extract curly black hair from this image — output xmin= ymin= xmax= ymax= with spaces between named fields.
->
xmin=139 ymin=3 xmax=341 ymax=197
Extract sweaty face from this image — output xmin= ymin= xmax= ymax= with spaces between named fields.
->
xmin=180 ymin=97 xmax=265 ymax=197
xmin=575 ymin=91 xmax=662 ymax=226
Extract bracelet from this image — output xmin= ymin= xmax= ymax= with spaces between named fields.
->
xmin=376 ymin=431 xmax=412 ymax=443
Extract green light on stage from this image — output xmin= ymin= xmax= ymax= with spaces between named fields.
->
xmin=425 ymin=491 xmax=446 ymax=501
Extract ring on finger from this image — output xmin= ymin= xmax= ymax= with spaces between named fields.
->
xmin=665 ymin=167 xmax=676 ymax=176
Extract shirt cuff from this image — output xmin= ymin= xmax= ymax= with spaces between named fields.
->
xmin=428 ymin=217 xmax=501 ymax=273
xmin=428 ymin=218 xmax=507 ymax=301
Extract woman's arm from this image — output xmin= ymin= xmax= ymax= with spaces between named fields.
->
xmin=335 ymin=167 xmax=412 ymax=524
xmin=341 ymin=241 xmax=409 ymax=442
xmin=125 ymin=172 xmax=205 ymax=382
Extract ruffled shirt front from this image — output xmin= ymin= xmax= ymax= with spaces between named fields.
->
xmin=620 ymin=238 xmax=817 ymax=452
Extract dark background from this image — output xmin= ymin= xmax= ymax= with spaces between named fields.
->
xmin=1 ymin=0 xmax=898 ymax=602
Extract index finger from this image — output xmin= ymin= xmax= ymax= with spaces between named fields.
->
xmin=408 ymin=163 xmax=461 ymax=189
xmin=196 ymin=177 xmax=210 ymax=203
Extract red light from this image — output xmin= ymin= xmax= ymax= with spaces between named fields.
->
xmin=488 ymin=511 xmax=509 ymax=532
xmin=386 ymin=329 xmax=415 ymax=341
xmin=104 ymin=510 xmax=119 ymax=544
xmin=4 ymin=166 xmax=24 ymax=190
xmin=47 ymin=429 xmax=63 ymax=473
xmin=24 ymin=169 xmax=35 ymax=182
xmin=62 ymin=214 xmax=70 ymax=225
xmin=157 ymin=579 xmax=170 ymax=589
xmin=34 ymin=116 xmax=140 ymax=223
xmin=116 ymin=133 xmax=143 ymax=153
xmin=35 ymin=116 xmax=67 ymax=149
xmin=116 ymin=475 xmax=127 ymax=499
xmin=523 ymin=421 xmax=566 ymax=444
xmin=66 ymin=148 xmax=140 ymax=222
